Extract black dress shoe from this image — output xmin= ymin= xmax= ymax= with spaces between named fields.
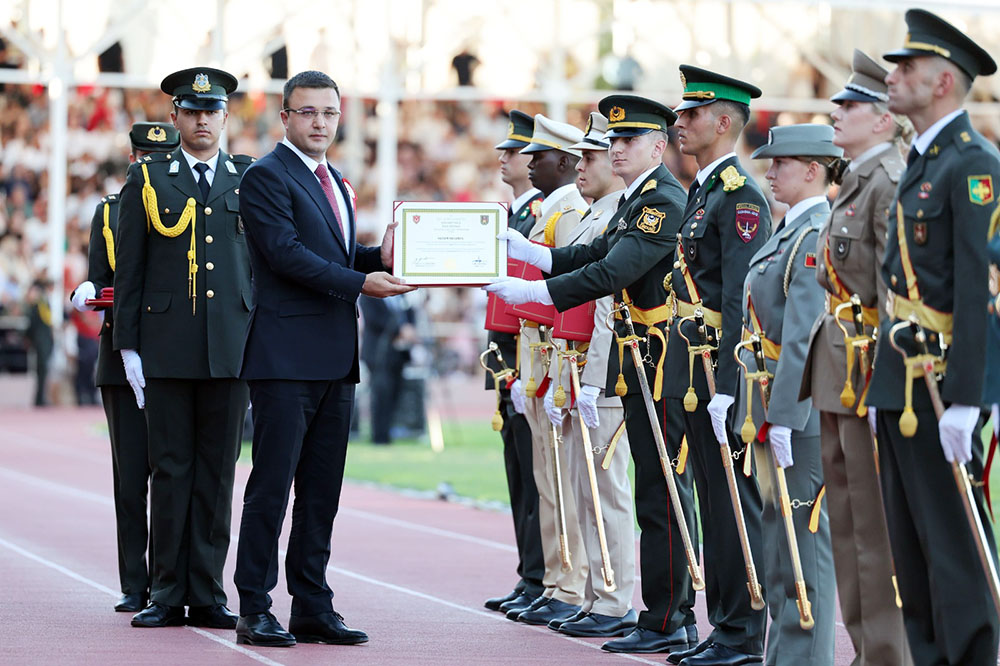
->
xmin=517 ymin=598 xmax=580 ymax=625
xmin=498 ymin=592 xmax=536 ymax=614
xmin=131 ymin=602 xmax=185 ymax=628
xmin=506 ymin=595 xmax=548 ymax=620
xmin=601 ymin=625 xmax=690 ymax=653
xmin=559 ymin=608 xmax=637 ymax=637
xmin=115 ymin=593 xmax=147 ymax=613
xmin=548 ymin=609 xmax=587 ymax=630
xmin=679 ymin=642 xmax=763 ymax=665
xmin=236 ymin=612 xmax=296 ymax=647
xmin=667 ymin=636 xmax=709 ymax=664
xmin=187 ymin=604 xmax=238 ymax=629
xmin=484 ymin=589 xmax=521 ymax=612
xmin=288 ymin=611 xmax=368 ymax=645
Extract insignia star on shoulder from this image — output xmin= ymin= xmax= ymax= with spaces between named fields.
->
xmin=640 ymin=179 xmax=657 ymax=194
xmin=720 ymin=166 xmax=746 ymax=192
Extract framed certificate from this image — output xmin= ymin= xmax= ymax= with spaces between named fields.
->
xmin=393 ymin=201 xmax=509 ymax=286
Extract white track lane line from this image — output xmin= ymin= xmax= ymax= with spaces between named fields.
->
xmin=338 ymin=508 xmax=516 ymax=552
xmin=0 ymin=534 xmax=286 ymax=666
xmin=1 ymin=465 xmax=661 ymax=663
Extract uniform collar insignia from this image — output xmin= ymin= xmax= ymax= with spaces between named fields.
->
xmin=720 ymin=165 xmax=746 ymax=192
xmin=225 ymin=160 xmax=237 ymax=174
xmin=640 ymin=179 xmax=657 ymax=194
xmin=168 ymin=160 xmax=180 ymax=174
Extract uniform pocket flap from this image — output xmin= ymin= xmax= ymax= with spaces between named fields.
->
xmin=144 ymin=292 xmax=171 ymax=313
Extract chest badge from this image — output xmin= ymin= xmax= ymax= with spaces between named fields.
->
xmin=518 ymin=207 xmax=529 ymax=221
xmin=694 ymin=208 xmax=705 ymax=221
xmin=735 ymin=203 xmax=761 ymax=243
xmin=845 ymin=204 xmax=856 ymax=217
xmin=919 ymin=181 xmax=932 ymax=200
xmin=530 ymin=200 xmax=542 ymax=218
xmin=913 ymin=222 xmax=928 ymax=245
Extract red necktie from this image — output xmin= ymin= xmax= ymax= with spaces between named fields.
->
xmin=315 ymin=163 xmax=346 ymax=238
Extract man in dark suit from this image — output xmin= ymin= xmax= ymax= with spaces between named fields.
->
xmin=359 ymin=294 xmax=414 ymax=444
xmin=233 ymin=70 xmax=413 ymax=648
xmin=70 ymin=122 xmax=180 ymax=613
xmin=114 ymin=67 xmax=253 ymax=630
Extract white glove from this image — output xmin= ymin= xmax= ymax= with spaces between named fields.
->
xmin=510 ymin=378 xmax=526 ymax=415
xmin=938 ymin=404 xmax=979 ymax=464
xmin=867 ymin=406 xmax=877 ymax=436
xmin=498 ymin=229 xmax=552 ymax=272
xmin=544 ymin=388 xmax=563 ymax=426
xmin=992 ymin=404 xmax=998 ymax=439
xmin=483 ymin=277 xmax=553 ymax=306
xmin=577 ymin=384 xmax=601 ymax=429
xmin=769 ymin=424 xmax=794 ymax=468
xmin=120 ymin=349 xmax=146 ymax=409
xmin=71 ymin=281 xmax=96 ymax=312
xmin=707 ymin=393 xmax=735 ymax=443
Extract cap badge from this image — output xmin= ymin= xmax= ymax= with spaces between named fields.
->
xmin=679 ymin=71 xmax=687 ymax=88
xmin=507 ymin=121 xmax=514 ymax=138
xmin=192 ymin=73 xmax=212 ymax=93
xmin=584 ymin=116 xmax=593 ymax=135
xmin=609 ymin=106 xmax=625 ymax=123
xmin=147 ymin=126 xmax=167 ymax=142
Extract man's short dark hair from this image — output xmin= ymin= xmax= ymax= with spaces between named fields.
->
xmin=711 ymin=100 xmax=750 ymax=132
xmin=282 ymin=70 xmax=340 ymax=108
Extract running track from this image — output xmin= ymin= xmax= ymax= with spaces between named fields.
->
xmin=0 ymin=406 xmax=857 ymax=664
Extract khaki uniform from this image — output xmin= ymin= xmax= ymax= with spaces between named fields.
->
xmin=551 ymin=190 xmax=636 ymax=616
xmin=519 ymin=183 xmax=589 ymax=605
xmin=800 ymin=144 xmax=911 ymax=666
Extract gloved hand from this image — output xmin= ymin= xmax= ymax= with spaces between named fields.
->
xmin=510 ymin=378 xmax=526 ymax=415
xmin=993 ymin=404 xmax=999 ymax=439
xmin=577 ymin=384 xmax=601 ymax=429
xmin=707 ymin=393 xmax=735 ymax=443
xmin=867 ymin=406 xmax=877 ymax=436
xmin=544 ymin=387 xmax=563 ymax=426
xmin=769 ymin=424 xmax=794 ymax=468
xmin=483 ymin=277 xmax=553 ymax=306
xmin=938 ymin=404 xmax=979 ymax=464
xmin=70 ymin=281 xmax=96 ymax=312
xmin=498 ymin=229 xmax=552 ymax=272
xmin=120 ymin=349 xmax=145 ymax=409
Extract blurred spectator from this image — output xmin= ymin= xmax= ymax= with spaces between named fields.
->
xmin=359 ymin=293 xmax=416 ymax=444
xmin=24 ymin=278 xmax=53 ymax=406
xmin=451 ymin=48 xmax=479 ymax=87
xmin=69 ymin=308 xmax=101 ymax=405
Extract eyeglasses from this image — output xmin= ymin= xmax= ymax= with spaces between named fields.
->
xmin=284 ymin=107 xmax=341 ymax=121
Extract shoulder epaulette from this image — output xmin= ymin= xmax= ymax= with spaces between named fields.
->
xmin=720 ymin=165 xmax=746 ymax=192
xmin=230 ymin=154 xmax=256 ymax=164
xmin=640 ymin=179 xmax=657 ymax=194
xmin=143 ymin=152 xmax=171 ymax=163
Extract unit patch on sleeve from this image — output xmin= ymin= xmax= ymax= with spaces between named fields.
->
xmin=735 ymin=203 xmax=761 ymax=243
xmin=804 ymin=252 xmax=817 ymax=268
xmin=969 ymin=175 xmax=995 ymax=206
xmin=637 ymin=207 xmax=665 ymax=234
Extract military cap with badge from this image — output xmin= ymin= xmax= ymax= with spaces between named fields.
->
xmin=160 ymin=67 xmax=239 ymax=110
xmin=129 ymin=122 xmax=180 ymax=152
xmin=598 ymin=94 xmax=676 ymax=138
xmin=496 ymin=109 xmax=536 ymax=150
xmin=884 ymin=8 xmax=997 ymax=79
xmin=674 ymin=65 xmax=762 ymax=112
xmin=520 ymin=114 xmax=585 ymax=158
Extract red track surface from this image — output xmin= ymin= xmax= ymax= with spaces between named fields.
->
xmin=0 ymin=406 xmax=857 ymax=664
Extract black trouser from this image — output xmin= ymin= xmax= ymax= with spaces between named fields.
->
xmin=499 ymin=389 xmax=544 ymax=597
xmin=101 ymin=384 xmax=150 ymax=596
xmin=235 ymin=379 xmax=354 ymax=617
xmin=144 ymin=377 xmax=247 ymax=607
xmin=367 ymin=359 xmax=404 ymax=444
xmin=622 ymin=394 xmax=697 ymax=633
xmin=683 ymin=401 xmax=766 ymax=654
xmin=877 ymin=408 xmax=999 ymax=665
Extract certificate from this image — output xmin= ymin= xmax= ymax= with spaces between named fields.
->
xmin=393 ymin=201 xmax=509 ymax=286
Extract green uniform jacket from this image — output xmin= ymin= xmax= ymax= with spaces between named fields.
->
xmin=113 ymin=150 xmax=254 ymax=379
xmin=664 ymin=156 xmax=771 ymax=400
xmin=984 ymin=229 xmax=1000 ymax=404
xmin=868 ymin=112 xmax=1000 ymax=410
xmin=87 ymin=195 xmax=126 ymax=386
xmin=546 ymin=164 xmax=686 ymax=395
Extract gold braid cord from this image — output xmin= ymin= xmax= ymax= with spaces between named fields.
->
xmin=141 ymin=164 xmax=199 ymax=312
xmin=783 ymin=225 xmax=815 ymax=298
xmin=102 ymin=202 xmax=116 ymax=271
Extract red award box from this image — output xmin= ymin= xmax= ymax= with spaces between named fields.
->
xmin=85 ymin=287 xmax=114 ymax=309
xmin=504 ymin=251 xmax=556 ymax=326
xmin=553 ymin=301 xmax=596 ymax=342
xmin=485 ymin=258 xmax=522 ymax=333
